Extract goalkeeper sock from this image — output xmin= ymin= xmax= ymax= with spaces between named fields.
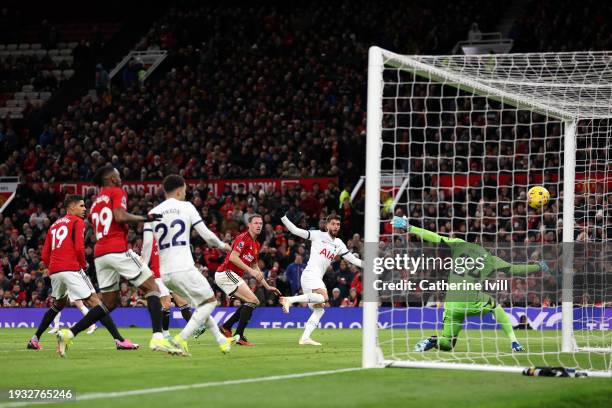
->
xmin=35 ymin=305 xmax=61 ymax=339
xmin=437 ymin=337 xmax=455 ymax=351
xmin=179 ymin=304 xmax=192 ymax=322
xmin=205 ymin=316 xmax=227 ymax=345
xmin=301 ymin=307 xmax=325 ymax=341
xmin=493 ymin=305 xmax=518 ymax=343
xmin=235 ymin=302 xmax=257 ymax=338
xmin=286 ymin=293 xmax=325 ymax=305
xmin=180 ymin=302 xmax=216 ymax=340
xmin=223 ymin=305 xmax=243 ymax=330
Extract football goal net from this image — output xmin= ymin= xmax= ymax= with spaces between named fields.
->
xmin=362 ymin=47 xmax=612 ymax=377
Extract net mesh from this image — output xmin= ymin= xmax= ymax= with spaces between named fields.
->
xmin=374 ymin=50 xmax=612 ymax=374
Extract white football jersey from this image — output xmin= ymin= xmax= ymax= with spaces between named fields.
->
xmin=302 ymin=230 xmax=350 ymax=279
xmin=148 ymin=198 xmax=204 ymax=274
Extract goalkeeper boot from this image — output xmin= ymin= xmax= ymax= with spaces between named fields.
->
xmin=414 ymin=335 xmax=437 ymax=352
xmin=512 ymin=341 xmax=525 ymax=352
xmin=56 ymin=329 xmax=74 ymax=358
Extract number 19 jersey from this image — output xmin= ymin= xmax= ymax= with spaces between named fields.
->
xmin=148 ymin=198 xmax=203 ymax=274
xmin=90 ymin=186 xmax=129 ymax=257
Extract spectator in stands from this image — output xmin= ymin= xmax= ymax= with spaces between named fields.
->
xmin=285 ymin=254 xmax=305 ymax=296
xmin=329 ymin=288 xmax=343 ymax=307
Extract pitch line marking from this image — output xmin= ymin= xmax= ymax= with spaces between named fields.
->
xmin=0 ymin=367 xmax=364 ymax=407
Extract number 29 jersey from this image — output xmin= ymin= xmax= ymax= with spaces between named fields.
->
xmin=148 ymin=198 xmax=203 ymax=274
xmin=90 ymin=186 xmax=129 ymax=257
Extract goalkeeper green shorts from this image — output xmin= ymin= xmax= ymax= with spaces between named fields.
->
xmin=441 ymin=296 xmax=497 ymax=338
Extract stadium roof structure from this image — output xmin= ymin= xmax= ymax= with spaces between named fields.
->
xmin=381 ymin=50 xmax=612 ymax=120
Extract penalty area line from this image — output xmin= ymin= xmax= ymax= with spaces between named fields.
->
xmin=0 ymin=367 xmax=363 ymax=407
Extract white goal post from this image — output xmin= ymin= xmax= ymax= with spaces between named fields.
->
xmin=362 ymin=46 xmax=612 ymax=377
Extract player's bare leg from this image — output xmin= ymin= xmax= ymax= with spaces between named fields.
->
xmin=221 ymin=284 xmax=260 ymax=346
xmin=29 ymin=296 xmax=69 ymax=350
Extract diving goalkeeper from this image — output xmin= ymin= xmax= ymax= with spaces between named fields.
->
xmin=391 ymin=216 xmax=550 ymax=353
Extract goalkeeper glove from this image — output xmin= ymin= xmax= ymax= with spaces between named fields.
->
xmin=145 ymin=213 xmax=163 ymax=222
xmin=538 ymin=260 xmax=550 ymax=274
xmin=391 ymin=215 xmax=408 ymax=230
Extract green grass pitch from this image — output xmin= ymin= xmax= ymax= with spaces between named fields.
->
xmin=1 ymin=328 xmax=610 ymax=408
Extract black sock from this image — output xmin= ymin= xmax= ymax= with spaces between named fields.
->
xmin=235 ymin=303 xmax=256 ymax=338
xmin=34 ymin=306 xmax=61 ymax=339
xmin=162 ymin=308 xmax=170 ymax=331
xmin=146 ymin=295 xmax=163 ymax=333
xmin=99 ymin=314 xmax=125 ymax=342
xmin=223 ymin=305 xmax=243 ymax=330
xmin=71 ymin=304 xmax=108 ymax=337
xmin=179 ymin=304 xmax=192 ymax=322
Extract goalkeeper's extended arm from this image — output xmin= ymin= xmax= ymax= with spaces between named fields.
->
xmin=491 ymin=256 xmax=547 ymax=275
xmin=391 ymin=216 xmax=461 ymax=244
xmin=281 ymin=215 xmax=310 ymax=239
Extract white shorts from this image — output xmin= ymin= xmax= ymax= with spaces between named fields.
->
xmin=155 ymin=277 xmax=171 ymax=297
xmin=95 ymin=250 xmax=153 ymax=292
xmin=51 ymin=270 xmax=95 ymax=300
xmin=301 ymin=274 xmax=326 ymax=294
xmin=214 ymin=271 xmax=245 ymax=296
xmin=162 ymin=268 xmax=214 ymax=307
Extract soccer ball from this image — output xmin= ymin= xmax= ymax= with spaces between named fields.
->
xmin=527 ymin=186 xmax=550 ymax=209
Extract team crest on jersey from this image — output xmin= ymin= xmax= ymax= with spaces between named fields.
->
xmin=237 ymin=241 xmax=245 ymax=250
xmin=121 ymin=196 xmax=127 ymax=209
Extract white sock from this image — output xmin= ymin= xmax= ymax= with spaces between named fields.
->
xmin=301 ymin=307 xmax=325 ymax=341
xmin=286 ymin=293 xmax=325 ymax=305
xmin=180 ymin=302 xmax=216 ymax=340
xmin=205 ymin=316 xmax=227 ymax=345
xmin=162 ymin=330 xmax=170 ymax=337
xmin=152 ymin=332 xmax=164 ymax=340
xmin=79 ymin=305 xmax=89 ymax=316
xmin=53 ymin=312 xmax=61 ymax=328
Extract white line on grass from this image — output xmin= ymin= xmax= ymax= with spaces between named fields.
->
xmin=0 ymin=367 xmax=363 ymax=407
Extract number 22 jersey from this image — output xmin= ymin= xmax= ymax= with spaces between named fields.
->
xmin=90 ymin=186 xmax=129 ymax=257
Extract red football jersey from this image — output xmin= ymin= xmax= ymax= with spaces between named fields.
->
xmin=150 ymin=238 xmax=160 ymax=279
xmin=41 ymin=214 xmax=87 ymax=274
xmin=218 ymin=231 xmax=260 ymax=277
xmin=90 ymin=186 xmax=129 ymax=257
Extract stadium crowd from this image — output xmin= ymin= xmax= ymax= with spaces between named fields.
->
xmin=1 ymin=0 xmax=608 ymax=309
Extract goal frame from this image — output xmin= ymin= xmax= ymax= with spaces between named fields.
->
xmin=361 ymin=46 xmax=611 ymax=377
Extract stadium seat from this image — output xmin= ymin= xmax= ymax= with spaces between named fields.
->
xmin=48 ymin=49 xmax=60 ymax=57
xmin=60 ymin=48 xmax=72 ymax=56
xmin=57 ymin=42 xmax=68 ymax=49
xmin=21 ymin=85 xmax=34 ymax=92
xmin=6 ymin=44 xmax=17 ymax=51
xmin=18 ymin=43 xmax=30 ymax=50
xmin=30 ymin=43 xmax=42 ymax=50
xmin=14 ymin=92 xmax=26 ymax=100
xmin=63 ymin=69 xmax=75 ymax=79
xmin=39 ymin=92 xmax=52 ymax=101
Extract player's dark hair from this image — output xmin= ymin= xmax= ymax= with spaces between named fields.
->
xmin=248 ymin=213 xmax=263 ymax=223
xmin=64 ymin=194 xmax=83 ymax=209
xmin=163 ymin=174 xmax=186 ymax=194
xmin=326 ymin=214 xmax=341 ymax=224
xmin=92 ymin=164 xmax=115 ymax=187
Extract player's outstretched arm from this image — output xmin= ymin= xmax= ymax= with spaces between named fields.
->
xmin=281 ymin=215 xmax=310 ymax=239
xmin=141 ymin=223 xmax=153 ymax=265
xmin=492 ymin=256 xmax=547 ymax=276
xmin=193 ymin=220 xmax=230 ymax=251
xmin=341 ymin=251 xmax=363 ymax=268
xmin=113 ymin=207 xmax=161 ymax=224
xmin=391 ymin=216 xmax=463 ymax=244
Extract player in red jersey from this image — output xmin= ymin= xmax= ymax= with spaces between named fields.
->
xmin=140 ymin=230 xmax=193 ymax=338
xmin=28 ymin=195 xmax=138 ymax=353
xmin=215 ymin=214 xmax=280 ymax=345
xmin=56 ymin=165 xmax=180 ymax=356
